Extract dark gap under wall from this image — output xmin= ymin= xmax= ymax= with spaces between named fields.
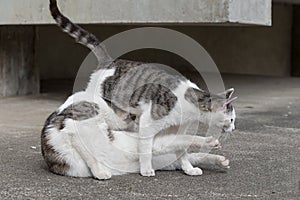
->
xmin=0 ymin=26 xmax=39 ymax=96
xmin=292 ymin=5 xmax=300 ymax=77
xmin=38 ymin=4 xmax=293 ymax=94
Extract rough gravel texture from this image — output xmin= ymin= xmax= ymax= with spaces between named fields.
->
xmin=0 ymin=75 xmax=299 ymax=199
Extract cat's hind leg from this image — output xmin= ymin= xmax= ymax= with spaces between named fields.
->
xmin=66 ymin=119 xmax=112 ymax=180
xmin=188 ymin=153 xmax=230 ymax=169
xmin=174 ymin=124 xmax=207 ymax=176
xmin=176 ymin=123 xmax=220 ymax=176
xmin=71 ymin=137 xmax=112 ymax=180
xmin=152 ymin=134 xmax=220 ymax=175
xmin=177 ymin=150 xmax=204 ymax=175
xmin=152 ymin=135 xmax=220 ymax=155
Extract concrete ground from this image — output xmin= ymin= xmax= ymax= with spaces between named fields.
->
xmin=0 ymin=75 xmax=299 ymax=199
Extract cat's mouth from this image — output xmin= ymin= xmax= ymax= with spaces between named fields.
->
xmin=222 ymin=127 xmax=234 ymax=133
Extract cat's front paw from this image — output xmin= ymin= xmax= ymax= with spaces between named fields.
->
xmin=206 ymin=136 xmax=221 ymax=149
xmin=140 ymin=168 xmax=155 ymax=177
xmin=216 ymin=156 xmax=230 ymax=169
xmin=92 ymin=170 xmax=112 ymax=180
xmin=184 ymin=167 xmax=203 ymax=176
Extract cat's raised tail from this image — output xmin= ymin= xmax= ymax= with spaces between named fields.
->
xmin=49 ymin=0 xmax=112 ymax=62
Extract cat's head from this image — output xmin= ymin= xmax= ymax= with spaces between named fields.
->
xmin=222 ymin=98 xmax=236 ymax=133
xmin=185 ymin=88 xmax=237 ymax=132
xmin=219 ymin=88 xmax=237 ymax=133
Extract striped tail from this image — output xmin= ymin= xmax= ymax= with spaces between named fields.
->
xmin=49 ymin=0 xmax=112 ymax=62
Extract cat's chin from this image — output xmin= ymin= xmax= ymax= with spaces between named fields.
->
xmin=222 ymin=128 xmax=233 ymax=133
xmin=221 ymin=129 xmax=226 ymax=133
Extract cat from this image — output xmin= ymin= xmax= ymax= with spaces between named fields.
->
xmin=48 ymin=0 xmax=237 ymax=177
xmin=41 ymin=90 xmax=230 ymax=180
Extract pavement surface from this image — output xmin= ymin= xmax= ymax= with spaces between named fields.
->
xmin=0 ymin=75 xmax=299 ymax=199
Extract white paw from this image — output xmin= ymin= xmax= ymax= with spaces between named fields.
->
xmin=206 ymin=137 xmax=221 ymax=148
xmin=217 ymin=156 xmax=230 ymax=169
xmin=92 ymin=170 xmax=112 ymax=180
xmin=141 ymin=169 xmax=155 ymax=177
xmin=185 ymin=167 xmax=203 ymax=176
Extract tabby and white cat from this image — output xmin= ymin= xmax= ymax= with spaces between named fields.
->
xmin=45 ymin=0 xmax=237 ymax=177
xmin=41 ymin=90 xmax=229 ymax=180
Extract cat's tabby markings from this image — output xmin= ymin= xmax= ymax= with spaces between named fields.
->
xmin=42 ymin=0 xmax=237 ymax=179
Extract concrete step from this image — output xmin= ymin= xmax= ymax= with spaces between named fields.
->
xmin=0 ymin=0 xmax=271 ymax=25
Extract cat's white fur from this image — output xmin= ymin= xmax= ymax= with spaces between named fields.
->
xmin=45 ymin=90 xmax=231 ymax=179
xmin=47 ymin=0 xmax=236 ymax=179
xmin=80 ymin=68 xmax=234 ymax=177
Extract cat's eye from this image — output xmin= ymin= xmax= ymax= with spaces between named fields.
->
xmin=131 ymin=115 xmax=137 ymax=121
xmin=231 ymin=119 xmax=233 ymax=122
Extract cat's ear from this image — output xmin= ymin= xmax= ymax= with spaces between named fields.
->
xmin=226 ymin=88 xmax=234 ymax=99
xmin=223 ymin=97 xmax=238 ymax=107
xmin=219 ymin=88 xmax=235 ymax=99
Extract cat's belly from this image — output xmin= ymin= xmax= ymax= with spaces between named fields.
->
xmin=64 ymin=117 xmax=141 ymax=176
xmin=43 ymin=109 xmax=183 ymax=177
xmin=45 ymin=118 xmax=182 ymax=177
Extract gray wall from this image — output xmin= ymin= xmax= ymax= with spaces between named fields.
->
xmin=0 ymin=0 xmax=271 ymax=25
xmin=37 ymin=3 xmax=292 ymax=80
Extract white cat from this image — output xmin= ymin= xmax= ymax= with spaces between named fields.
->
xmin=41 ymin=91 xmax=231 ymax=180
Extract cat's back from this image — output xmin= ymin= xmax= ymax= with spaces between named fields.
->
xmin=41 ymin=99 xmax=102 ymax=177
xmin=102 ymin=59 xmax=187 ymax=112
xmin=107 ymin=59 xmax=185 ymax=89
xmin=41 ymin=91 xmax=137 ymax=177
